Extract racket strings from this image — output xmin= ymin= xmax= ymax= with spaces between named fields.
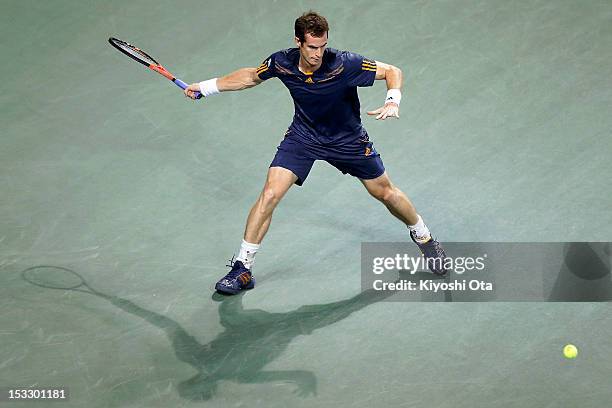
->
xmin=123 ymin=45 xmax=157 ymax=65
xmin=110 ymin=38 xmax=158 ymax=66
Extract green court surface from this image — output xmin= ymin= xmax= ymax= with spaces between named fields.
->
xmin=1 ymin=0 xmax=612 ymax=407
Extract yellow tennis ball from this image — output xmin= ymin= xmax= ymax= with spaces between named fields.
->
xmin=563 ymin=344 xmax=578 ymax=359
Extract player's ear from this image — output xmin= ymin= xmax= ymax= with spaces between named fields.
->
xmin=294 ymin=36 xmax=302 ymax=47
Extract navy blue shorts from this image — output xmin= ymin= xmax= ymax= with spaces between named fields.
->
xmin=270 ymin=132 xmax=386 ymax=186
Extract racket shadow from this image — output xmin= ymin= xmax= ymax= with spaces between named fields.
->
xmin=21 ymin=265 xmax=396 ymax=401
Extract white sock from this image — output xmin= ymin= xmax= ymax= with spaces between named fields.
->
xmin=408 ymin=215 xmax=431 ymax=243
xmin=236 ymin=239 xmax=259 ymax=270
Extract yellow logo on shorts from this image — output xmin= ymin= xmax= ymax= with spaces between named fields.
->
xmin=365 ymin=147 xmax=372 ymax=156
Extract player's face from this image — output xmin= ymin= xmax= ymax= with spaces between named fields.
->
xmin=296 ymin=32 xmax=328 ymax=67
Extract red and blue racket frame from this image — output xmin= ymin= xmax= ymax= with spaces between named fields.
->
xmin=108 ymin=37 xmax=202 ymax=99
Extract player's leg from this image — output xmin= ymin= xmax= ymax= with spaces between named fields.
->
xmin=215 ymin=135 xmax=315 ymax=294
xmin=360 ymin=172 xmax=447 ymax=275
xmin=215 ymin=167 xmax=296 ymax=295
xmin=327 ymin=150 xmax=448 ymax=275
xmin=244 ymin=166 xmax=298 ymax=245
xmin=360 ymin=171 xmax=419 ymax=226
xmin=326 ymin=154 xmax=422 ymax=230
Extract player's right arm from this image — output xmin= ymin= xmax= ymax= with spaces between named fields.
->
xmin=217 ymin=68 xmax=264 ymax=91
xmin=184 ymin=67 xmax=264 ymax=99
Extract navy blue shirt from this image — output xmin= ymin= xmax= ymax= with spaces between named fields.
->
xmin=256 ymin=48 xmax=377 ymax=148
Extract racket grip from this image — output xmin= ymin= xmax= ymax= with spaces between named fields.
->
xmin=174 ymin=78 xmax=202 ymax=99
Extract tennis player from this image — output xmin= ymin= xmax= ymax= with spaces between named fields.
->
xmin=185 ymin=11 xmax=448 ymax=294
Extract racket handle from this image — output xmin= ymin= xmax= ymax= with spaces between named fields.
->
xmin=174 ymin=78 xmax=202 ymax=99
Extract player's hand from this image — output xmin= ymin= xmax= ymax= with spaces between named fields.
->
xmin=184 ymin=83 xmax=200 ymax=100
xmin=367 ymin=102 xmax=399 ymax=120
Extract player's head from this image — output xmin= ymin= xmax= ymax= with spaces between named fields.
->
xmin=294 ymin=11 xmax=329 ymax=66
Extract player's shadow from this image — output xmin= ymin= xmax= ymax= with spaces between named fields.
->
xmin=547 ymin=242 xmax=612 ymax=301
xmin=23 ymin=268 xmax=396 ymax=401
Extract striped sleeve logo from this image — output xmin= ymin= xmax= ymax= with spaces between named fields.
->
xmin=257 ymin=58 xmax=271 ymax=76
xmin=362 ymin=59 xmax=376 ymax=72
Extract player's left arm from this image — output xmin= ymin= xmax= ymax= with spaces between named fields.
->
xmin=366 ymin=61 xmax=403 ymax=120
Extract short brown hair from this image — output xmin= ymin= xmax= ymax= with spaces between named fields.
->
xmin=294 ymin=11 xmax=329 ymax=43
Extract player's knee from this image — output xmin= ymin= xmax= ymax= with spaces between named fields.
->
xmin=368 ymin=183 xmax=396 ymax=204
xmin=260 ymin=187 xmax=281 ymax=209
xmin=382 ymin=187 xmax=398 ymax=205
xmin=372 ymin=185 xmax=397 ymax=206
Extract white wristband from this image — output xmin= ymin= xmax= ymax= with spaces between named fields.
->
xmin=385 ymin=89 xmax=401 ymax=106
xmin=198 ymin=78 xmax=220 ymax=97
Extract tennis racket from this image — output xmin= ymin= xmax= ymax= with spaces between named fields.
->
xmin=22 ymin=265 xmax=110 ymax=300
xmin=108 ymin=37 xmax=201 ymax=99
